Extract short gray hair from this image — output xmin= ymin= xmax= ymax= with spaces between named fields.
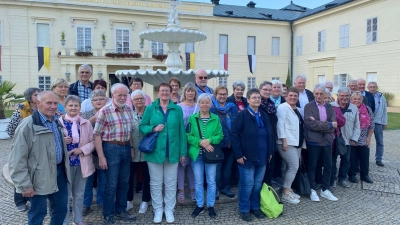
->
xmin=357 ymin=78 xmax=366 ymax=82
xmin=232 ymin=81 xmax=245 ymax=91
xmin=368 ymin=81 xmax=378 ymax=86
xmin=23 ymin=87 xmax=41 ymax=103
xmin=131 ymin=90 xmax=146 ymax=100
xmin=324 ymin=88 xmax=331 ymax=96
xmin=78 ymin=64 xmax=92 ymax=74
xmin=337 ymin=87 xmax=351 ymax=94
xmin=37 ymin=91 xmax=58 ymax=101
xmin=90 ymin=90 xmax=106 ymax=100
xmin=65 ymin=95 xmax=81 ymax=106
xmin=51 ymin=78 xmax=69 ymax=91
xmin=197 ymin=93 xmax=212 ymax=104
xmin=181 ymin=82 xmax=198 ymax=102
xmin=348 ymin=80 xmax=357 ymax=85
xmin=350 ymin=91 xmax=364 ymax=100
xmin=313 ymin=83 xmax=326 ymax=92
xmin=259 ymin=81 xmax=272 ymax=90
xmin=294 ymin=75 xmax=307 ymax=83
xmin=324 ymin=81 xmax=333 ymax=87
xmin=271 ymin=80 xmax=283 ymax=95
xmin=110 ymin=83 xmax=129 ymax=94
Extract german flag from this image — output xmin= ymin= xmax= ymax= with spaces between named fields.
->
xmin=185 ymin=52 xmax=195 ymax=70
xmin=38 ymin=47 xmax=50 ymax=71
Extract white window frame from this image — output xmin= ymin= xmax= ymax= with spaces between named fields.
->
xmin=272 ymin=77 xmax=280 ymax=81
xmin=318 ymin=30 xmax=326 ymax=52
xmin=340 ymin=24 xmax=349 ymax=48
xmin=333 ymin=74 xmax=348 ymax=94
xmin=151 ymin=41 xmax=164 ymax=55
xmin=366 ymin=17 xmax=378 ymax=44
xmin=271 ymin=37 xmax=280 ymax=56
xmin=318 ymin=75 xmax=325 ymax=84
xmin=115 ymin=28 xmax=130 ymax=53
xmin=247 ymin=36 xmax=255 ymax=55
xmin=367 ymin=72 xmax=377 ymax=83
xmin=296 ymin=36 xmax=303 ymax=56
xmin=247 ymin=77 xmax=257 ymax=89
xmin=76 ymin=26 xmax=92 ymax=52
xmin=36 ymin=23 xmax=50 ymax=47
xmin=38 ymin=76 xmax=51 ymax=91
xmin=219 ymin=34 xmax=228 ymax=54
xmin=218 ymin=77 xmax=228 ymax=87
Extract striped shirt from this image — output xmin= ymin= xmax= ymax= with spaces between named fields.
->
xmin=77 ymin=80 xmax=92 ymax=103
xmin=38 ymin=111 xmax=63 ymax=164
xmin=93 ymin=102 xmax=134 ymax=142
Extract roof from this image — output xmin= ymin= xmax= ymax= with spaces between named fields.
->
xmin=213 ymin=0 xmax=354 ymax=22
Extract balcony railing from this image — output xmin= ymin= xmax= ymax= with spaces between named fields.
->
xmin=60 ymin=48 xmax=154 ymax=58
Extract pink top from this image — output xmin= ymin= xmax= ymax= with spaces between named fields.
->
xmin=316 ymin=102 xmax=327 ymax=122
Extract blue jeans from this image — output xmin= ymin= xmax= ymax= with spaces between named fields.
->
xmin=83 ymin=169 xmax=106 ymax=207
xmin=191 ymin=154 xmax=217 ymax=207
xmin=374 ymin=123 xmax=384 ymax=161
xmin=216 ymin=148 xmax=235 ymax=190
xmin=331 ymin=145 xmax=351 ymax=184
xmin=28 ymin=164 xmax=68 ymax=225
xmin=238 ymin=163 xmax=266 ymax=212
xmin=102 ymin=142 xmax=131 ymax=218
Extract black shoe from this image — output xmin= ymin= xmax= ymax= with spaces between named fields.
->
xmin=104 ymin=216 xmax=116 ymax=225
xmin=220 ymin=188 xmax=235 ymax=198
xmin=348 ymin=176 xmax=358 ymax=183
xmin=361 ymin=176 xmax=374 ymax=183
xmin=376 ymin=161 xmax=385 ymax=167
xmin=191 ymin=206 xmax=204 ymax=218
xmin=338 ymin=180 xmax=350 ymax=188
xmin=314 ymin=183 xmax=322 ymax=190
xmin=115 ymin=211 xmax=136 ymax=221
xmin=208 ymin=207 xmax=217 ymax=218
xmin=240 ymin=212 xmax=253 ymax=221
xmin=355 ymin=167 xmax=360 ymax=174
xmin=250 ymin=209 xmax=265 ymax=219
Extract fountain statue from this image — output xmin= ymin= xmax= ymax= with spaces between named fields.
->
xmin=115 ymin=0 xmax=229 ymax=86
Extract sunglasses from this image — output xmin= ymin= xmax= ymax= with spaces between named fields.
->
xmin=197 ymin=76 xmax=208 ymax=80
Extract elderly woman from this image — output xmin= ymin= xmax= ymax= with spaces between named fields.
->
xmin=6 ymin=87 xmax=41 ymax=212
xmin=139 ymin=83 xmax=186 ymax=224
xmin=51 ymin=78 xmax=69 ymax=118
xmin=282 ymin=84 xmax=288 ymax=99
xmin=187 ymin=93 xmax=223 ymax=219
xmin=81 ymin=90 xmax=108 ymax=216
xmin=348 ymin=92 xmax=374 ymax=184
xmin=231 ymin=89 xmax=274 ymax=222
xmin=211 ymin=86 xmax=238 ymax=199
xmin=60 ymin=95 xmax=95 ymax=225
xmin=80 ymin=79 xmax=112 ymax=113
xmin=270 ymin=80 xmax=286 ymax=108
xmin=126 ymin=90 xmax=151 ymax=214
xmin=129 ymin=77 xmax=152 ymax=107
xmin=169 ymin=77 xmax=181 ymax=104
xmin=324 ymin=81 xmax=335 ymax=102
xmin=176 ymin=82 xmax=199 ymax=203
xmin=276 ymin=87 xmax=303 ymax=204
xmin=227 ymin=81 xmax=248 ymax=112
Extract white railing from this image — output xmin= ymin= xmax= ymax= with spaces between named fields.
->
xmin=60 ymin=48 xmax=153 ymax=58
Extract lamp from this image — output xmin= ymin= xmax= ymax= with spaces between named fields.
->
xmin=65 ymin=72 xmax=71 ymax=81
xmin=98 ymin=71 xmax=103 ymax=79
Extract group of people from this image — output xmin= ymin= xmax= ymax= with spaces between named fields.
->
xmin=7 ymin=64 xmax=388 ymax=225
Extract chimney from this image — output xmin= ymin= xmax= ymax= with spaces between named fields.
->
xmin=211 ymin=0 xmax=220 ymax=5
xmin=247 ymin=1 xmax=256 ymax=8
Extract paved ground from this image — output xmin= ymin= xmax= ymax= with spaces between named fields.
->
xmin=1 ymin=131 xmax=400 ymax=225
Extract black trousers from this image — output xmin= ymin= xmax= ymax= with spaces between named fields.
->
xmin=348 ymin=145 xmax=370 ymax=179
xmin=127 ymin=162 xmax=151 ymax=202
xmin=307 ymin=145 xmax=332 ymax=191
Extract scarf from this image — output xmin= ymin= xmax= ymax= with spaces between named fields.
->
xmin=358 ymin=103 xmax=371 ymax=129
xmin=64 ymin=114 xmax=80 ymax=144
xmin=269 ymin=95 xmax=281 ymax=108
xmin=260 ymin=97 xmax=277 ymax=115
xmin=247 ymin=106 xmax=264 ymax=128
xmin=212 ymin=97 xmax=235 ymax=129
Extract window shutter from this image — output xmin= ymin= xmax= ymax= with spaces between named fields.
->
xmin=0 ymin=21 xmax=2 ymax=45
xmin=345 ymin=24 xmax=349 ymax=47
xmin=247 ymin=36 xmax=255 ymax=55
xmin=372 ymin=18 xmax=378 ymax=42
xmin=321 ymin=30 xmax=326 ymax=51
xmin=272 ymin=37 xmax=280 ymax=56
xmin=296 ymin=36 xmax=303 ymax=55
xmin=333 ymin=74 xmax=339 ymax=93
xmin=340 ymin=25 xmax=344 ymax=48
xmin=37 ymin=23 xmax=50 ymax=47
xmin=219 ymin=35 xmax=228 ymax=54
xmin=366 ymin=19 xmax=372 ymax=44
xmin=318 ymin=32 xmax=321 ymax=52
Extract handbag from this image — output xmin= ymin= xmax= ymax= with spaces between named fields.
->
xmin=138 ymin=109 xmax=170 ymax=153
xmin=292 ymin=159 xmax=311 ymax=196
xmin=260 ymin=183 xmax=284 ymax=218
xmin=335 ymin=133 xmax=347 ymax=155
xmin=195 ymin=117 xmax=224 ymax=164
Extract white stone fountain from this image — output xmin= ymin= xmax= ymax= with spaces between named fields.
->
xmin=115 ymin=0 xmax=229 ymax=86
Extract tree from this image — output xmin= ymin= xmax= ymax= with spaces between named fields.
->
xmin=285 ymin=67 xmax=291 ymax=87
xmin=0 ymin=81 xmax=24 ymax=119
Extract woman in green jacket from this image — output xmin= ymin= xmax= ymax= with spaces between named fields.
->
xmin=187 ymin=93 xmax=223 ymax=219
xmin=139 ymin=83 xmax=186 ymax=224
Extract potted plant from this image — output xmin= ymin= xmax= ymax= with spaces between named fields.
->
xmin=101 ymin=32 xmax=106 ymax=48
xmin=139 ymin=38 xmax=144 ymax=49
xmin=60 ymin=31 xmax=66 ymax=46
xmin=0 ymin=81 xmax=24 ymax=119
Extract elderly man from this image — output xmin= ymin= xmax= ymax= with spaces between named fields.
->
xmin=195 ymin=69 xmax=214 ymax=94
xmin=69 ymin=64 xmax=94 ymax=102
xmin=294 ymin=75 xmax=314 ymax=110
xmin=324 ymin=81 xmax=335 ymax=102
xmin=94 ymin=83 xmax=136 ymax=224
xmin=304 ymin=84 xmax=338 ymax=202
xmin=348 ymin=80 xmax=369 ymax=107
xmin=357 ymin=78 xmax=375 ymax=112
xmin=367 ymin=82 xmax=387 ymax=167
xmin=331 ymin=87 xmax=361 ymax=188
xmin=8 ymin=91 xmax=71 ymax=225
xmin=227 ymin=81 xmax=248 ymax=112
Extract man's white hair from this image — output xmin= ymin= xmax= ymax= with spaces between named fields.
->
xmin=111 ymin=83 xmax=129 ymax=94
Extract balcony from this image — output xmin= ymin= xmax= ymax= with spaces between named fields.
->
xmin=59 ymin=48 xmax=154 ymax=58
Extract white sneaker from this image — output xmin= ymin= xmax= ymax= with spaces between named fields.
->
xmin=165 ymin=211 xmax=175 ymax=223
xmin=290 ymin=190 xmax=300 ymax=199
xmin=321 ymin=189 xmax=338 ymax=201
xmin=138 ymin=202 xmax=148 ymax=214
xmin=282 ymin=192 xmax=300 ymax=204
xmin=310 ymin=189 xmax=320 ymax=202
xmin=126 ymin=201 xmax=133 ymax=211
xmin=153 ymin=211 xmax=163 ymax=223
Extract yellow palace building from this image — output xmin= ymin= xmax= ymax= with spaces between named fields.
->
xmin=0 ymin=0 xmax=399 ymax=105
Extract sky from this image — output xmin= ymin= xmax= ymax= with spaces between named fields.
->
xmin=184 ymin=0 xmax=334 ymax=9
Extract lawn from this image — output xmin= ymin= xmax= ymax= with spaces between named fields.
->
xmin=387 ymin=112 xmax=400 ymax=130
xmin=5 ymin=110 xmax=13 ymax=118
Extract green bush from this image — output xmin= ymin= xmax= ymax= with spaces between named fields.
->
xmin=382 ymin=92 xmax=394 ymax=106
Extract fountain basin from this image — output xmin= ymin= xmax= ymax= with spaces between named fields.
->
xmin=140 ymin=28 xmax=207 ymax=44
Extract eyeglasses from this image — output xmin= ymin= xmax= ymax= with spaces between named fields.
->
xmin=80 ymin=71 xmax=90 ymax=74
xmin=91 ymin=98 xmax=106 ymax=102
xmin=133 ymin=98 xmax=145 ymax=102
xmin=197 ymin=76 xmax=208 ymax=80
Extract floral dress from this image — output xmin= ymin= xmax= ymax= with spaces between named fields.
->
xmin=63 ymin=119 xmax=81 ymax=166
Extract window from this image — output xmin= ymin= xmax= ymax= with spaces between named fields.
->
xmin=151 ymin=41 xmax=163 ymax=55
xmin=247 ymin=36 xmax=255 ymax=55
xmin=115 ymin=29 xmax=129 ymax=53
xmin=247 ymin=77 xmax=256 ymax=89
xmin=272 ymin=77 xmax=280 ymax=81
xmin=333 ymin=74 xmax=348 ymax=93
xmin=318 ymin=30 xmax=326 ymax=52
xmin=219 ymin=34 xmax=228 ymax=54
xmin=318 ymin=75 xmax=325 ymax=84
xmin=367 ymin=72 xmax=377 ymax=83
xmin=37 ymin=23 xmax=50 ymax=47
xmin=271 ymin=37 xmax=280 ymax=56
xmin=0 ymin=21 xmax=2 ymax=45
xmin=340 ymin=24 xmax=349 ymax=48
xmin=296 ymin=36 xmax=303 ymax=56
xmin=38 ymin=76 xmax=51 ymax=91
xmin=218 ymin=77 xmax=228 ymax=87
xmin=76 ymin=26 xmax=92 ymax=52
xmin=185 ymin=42 xmax=194 ymax=53
xmin=367 ymin=17 xmax=378 ymax=44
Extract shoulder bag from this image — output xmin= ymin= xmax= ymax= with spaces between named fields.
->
xmin=139 ymin=109 xmax=170 ymax=153
xmin=195 ymin=117 xmax=224 ymax=163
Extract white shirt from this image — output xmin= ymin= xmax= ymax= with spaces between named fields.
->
xmin=299 ymin=90 xmax=309 ymax=109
